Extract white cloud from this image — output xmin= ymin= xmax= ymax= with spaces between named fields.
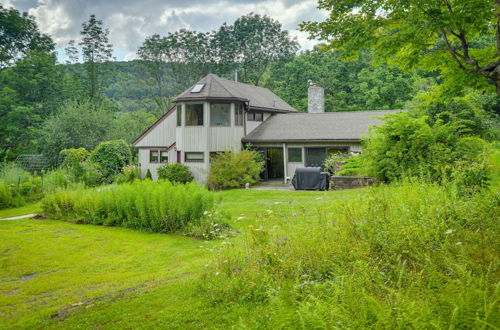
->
xmin=12 ymin=0 xmax=328 ymax=60
xmin=28 ymin=0 xmax=72 ymax=44
xmin=0 ymin=0 xmax=15 ymax=8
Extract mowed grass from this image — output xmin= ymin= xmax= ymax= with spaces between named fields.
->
xmin=0 ymin=202 xmax=41 ymax=219
xmin=0 ymin=188 xmax=363 ymax=329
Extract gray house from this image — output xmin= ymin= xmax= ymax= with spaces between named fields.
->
xmin=132 ymin=73 xmax=396 ymax=182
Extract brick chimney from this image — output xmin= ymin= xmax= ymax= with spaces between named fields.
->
xmin=308 ymin=84 xmax=324 ymax=113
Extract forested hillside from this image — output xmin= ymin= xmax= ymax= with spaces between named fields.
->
xmin=0 ymin=6 xmax=498 ymax=163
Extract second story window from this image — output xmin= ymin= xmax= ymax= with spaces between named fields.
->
xmin=210 ymin=103 xmax=230 ymax=127
xmin=185 ymin=104 xmax=204 ymax=126
xmin=248 ymin=111 xmax=263 ymax=121
xmin=234 ymin=103 xmax=243 ymax=126
xmin=176 ymin=105 xmax=182 ymax=126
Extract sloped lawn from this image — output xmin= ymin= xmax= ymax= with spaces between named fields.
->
xmin=0 ymin=189 xmax=361 ymax=328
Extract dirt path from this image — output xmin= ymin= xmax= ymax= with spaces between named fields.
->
xmin=0 ymin=214 xmax=37 ymax=221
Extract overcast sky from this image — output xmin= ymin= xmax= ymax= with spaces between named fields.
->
xmin=1 ymin=0 xmax=327 ymax=62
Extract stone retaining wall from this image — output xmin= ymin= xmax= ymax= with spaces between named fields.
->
xmin=329 ymin=176 xmax=375 ymax=190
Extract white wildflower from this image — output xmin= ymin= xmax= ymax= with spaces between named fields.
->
xmin=445 ymin=229 xmax=453 ymax=235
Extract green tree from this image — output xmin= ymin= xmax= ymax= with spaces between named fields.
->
xmin=301 ymin=0 xmax=500 ymax=95
xmin=266 ymin=49 xmax=418 ymax=111
xmin=79 ymin=14 xmax=113 ymax=100
xmin=0 ymin=12 xmax=65 ymax=159
xmin=0 ymin=6 xmax=54 ymax=69
xmin=216 ymin=13 xmax=299 ymax=85
xmin=90 ymin=139 xmax=131 ymax=183
xmin=37 ymin=99 xmax=114 ymax=161
xmin=110 ymin=110 xmax=157 ymax=143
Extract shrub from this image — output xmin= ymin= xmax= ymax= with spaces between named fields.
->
xmin=200 ymin=181 xmax=499 ymax=328
xmin=363 ymin=112 xmax=492 ymax=185
xmin=322 ymin=152 xmax=349 ymax=175
xmin=42 ymin=180 xmax=227 ymax=237
xmin=89 ymin=139 xmax=131 ymax=183
xmin=207 ymin=150 xmax=264 ymax=190
xmin=60 ymin=148 xmax=90 ymax=177
xmin=115 ymin=165 xmax=139 ymax=184
xmin=157 ymin=163 xmax=193 ymax=183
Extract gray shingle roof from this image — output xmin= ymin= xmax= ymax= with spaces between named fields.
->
xmin=173 ymin=74 xmax=297 ymax=113
xmin=242 ymin=110 xmax=400 ymax=143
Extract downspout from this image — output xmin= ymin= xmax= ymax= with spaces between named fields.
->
xmin=283 ymin=143 xmax=287 ymax=184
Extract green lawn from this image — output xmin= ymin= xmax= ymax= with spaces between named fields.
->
xmin=0 ymin=202 xmax=41 ymax=219
xmin=0 ymin=188 xmax=364 ymax=329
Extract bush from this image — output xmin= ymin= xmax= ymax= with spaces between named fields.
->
xmin=60 ymin=147 xmax=101 ymax=186
xmin=363 ymin=112 xmax=492 ymax=186
xmin=89 ymin=139 xmax=131 ymax=183
xmin=322 ymin=152 xmax=349 ymax=175
xmin=200 ymin=181 xmax=499 ymax=328
xmin=207 ymin=150 xmax=264 ymax=190
xmin=42 ymin=180 xmax=227 ymax=237
xmin=157 ymin=163 xmax=193 ymax=183
xmin=115 ymin=165 xmax=139 ymax=184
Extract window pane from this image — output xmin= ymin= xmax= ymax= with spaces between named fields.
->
xmin=176 ymin=105 xmax=182 ymax=126
xmin=288 ymin=148 xmax=302 ymax=162
xmin=160 ymin=151 xmax=168 ymax=163
xmin=185 ymin=104 xmax=204 ymax=126
xmin=210 ymin=103 xmax=230 ymax=126
xmin=255 ymin=112 xmax=263 ymax=121
xmin=150 ymin=150 xmax=159 ymax=163
xmin=185 ymin=152 xmax=204 ymax=162
xmin=234 ymin=104 xmax=243 ymax=126
xmin=305 ymin=148 xmax=326 ymax=167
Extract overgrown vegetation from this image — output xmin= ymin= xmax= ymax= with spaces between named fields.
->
xmin=0 ymin=163 xmax=76 ymax=209
xmin=207 ymin=150 xmax=264 ymax=190
xmin=42 ymin=180 xmax=228 ymax=238
xmin=157 ymin=163 xmax=193 ymax=183
xmin=363 ymin=90 xmax=496 ymax=189
xmin=201 ymin=181 xmax=499 ymax=328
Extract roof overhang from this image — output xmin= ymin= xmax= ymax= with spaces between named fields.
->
xmin=131 ymin=105 xmax=176 ymax=147
xmin=241 ymin=138 xmax=362 ymax=143
xmin=172 ymin=96 xmax=249 ymax=103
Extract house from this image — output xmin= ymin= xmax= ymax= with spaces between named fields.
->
xmin=132 ymin=73 xmax=397 ymax=182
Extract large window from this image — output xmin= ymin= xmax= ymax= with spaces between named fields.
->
xmin=210 ymin=103 xmax=230 ymax=126
xmin=185 ymin=104 xmax=204 ymax=126
xmin=248 ymin=111 xmax=263 ymax=121
xmin=150 ymin=150 xmax=159 ymax=163
xmin=234 ymin=103 xmax=243 ymax=126
xmin=176 ymin=105 xmax=182 ymax=126
xmin=305 ymin=148 xmax=326 ymax=167
xmin=288 ymin=148 xmax=302 ymax=162
xmin=185 ymin=152 xmax=204 ymax=162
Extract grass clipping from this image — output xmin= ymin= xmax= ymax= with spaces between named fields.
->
xmin=42 ymin=180 xmax=232 ymax=239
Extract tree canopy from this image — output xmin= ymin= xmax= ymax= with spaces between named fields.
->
xmin=301 ymin=0 xmax=500 ymax=95
xmin=0 ymin=6 xmax=54 ymax=69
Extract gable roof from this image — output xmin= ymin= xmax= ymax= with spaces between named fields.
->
xmin=172 ymin=74 xmax=297 ymax=113
xmin=131 ymin=105 xmax=176 ymax=147
xmin=242 ymin=110 xmax=399 ymax=143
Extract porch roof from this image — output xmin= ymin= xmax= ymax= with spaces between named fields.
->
xmin=242 ymin=110 xmax=399 ymax=143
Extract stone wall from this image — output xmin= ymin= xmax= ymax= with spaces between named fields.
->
xmin=329 ymin=176 xmax=374 ymax=190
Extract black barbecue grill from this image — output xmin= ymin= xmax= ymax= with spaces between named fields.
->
xmin=291 ymin=167 xmax=330 ymax=191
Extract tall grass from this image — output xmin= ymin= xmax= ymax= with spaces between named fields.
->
xmin=201 ymin=181 xmax=499 ymax=328
xmin=43 ymin=180 xmax=218 ymax=233
xmin=0 ymin=163 xmax=81 ymax=210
